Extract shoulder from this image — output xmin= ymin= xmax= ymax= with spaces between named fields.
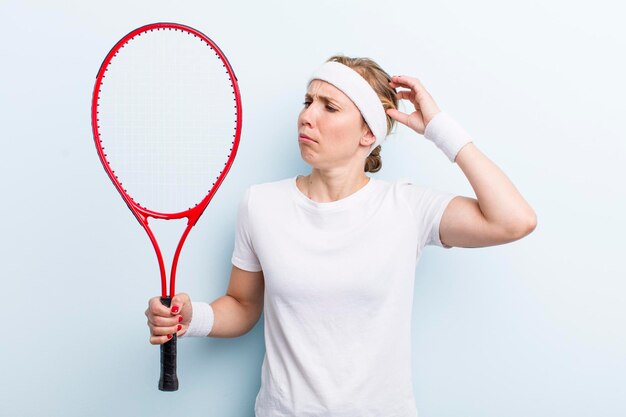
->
xmin=249 ymin=176 xmax=293 ymax=191
xmin=243 ymin=176 xmax=295 ymax=207
xmin=248 ymin=176 xmax=293 ymax=196
xmin=380 ymin=177 xmax=456 ymax=219
xmin=391 ymin=177 xmax=453 ymax=200
xmin=370 ymin=177 xmax=428 ymax=202
xmin=358 ymin=177 xmax=426 ymax=214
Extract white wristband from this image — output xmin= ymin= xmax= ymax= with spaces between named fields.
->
xmin=180 ymin=301 xmax=214 ymax=338
xmin=423 ymin=111 xmax=473 ymax=162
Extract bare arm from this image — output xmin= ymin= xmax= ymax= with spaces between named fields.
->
xmin=386 ymin=75 xmax=537 ymax=248
xmin=208 ymin=265 xmax=265 ymax=338
xmin=146 ymin=265 xmax=264 ymax=343
xmin=438 ymin=143 xmax=537 ymax=248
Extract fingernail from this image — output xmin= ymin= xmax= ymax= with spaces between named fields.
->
xmin=167 ymin=334 xmax=172 ymax=340
xmin=177 ymin=324 xmax=182 ymax=331
xmin=178 ymin=315 xmax=183 ymax=323
xmin=171 ymin=306 xmax=179 ymax=314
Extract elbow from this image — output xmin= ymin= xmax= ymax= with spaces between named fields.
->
xmin=525 ymin=210 xmax=538 ymax=235
xmin=510 ymin=212 xmax=538 ymax=240
xmin=242 ymin=302 xmax=264 ymax=334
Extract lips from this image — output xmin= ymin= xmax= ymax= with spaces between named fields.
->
xmin=298 ymin=133 xmax=317 ymax=143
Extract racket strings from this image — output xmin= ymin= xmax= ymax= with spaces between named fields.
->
xmin=97 ymin=27 xmax=238 ymax=214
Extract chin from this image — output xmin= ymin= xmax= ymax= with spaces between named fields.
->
xmin=299 ymin=149 xmax=317 ymax=165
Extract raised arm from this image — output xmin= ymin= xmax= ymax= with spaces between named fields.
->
xmin=387 ymin=75 xmax=537 ymax=248
xmin=439 ymin=143 xmax=537 ymax=248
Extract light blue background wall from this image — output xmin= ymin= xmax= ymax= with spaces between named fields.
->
xmin=1 ymin=0 xmax=624 ymax=416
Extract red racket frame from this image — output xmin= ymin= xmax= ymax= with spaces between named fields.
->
xmin=91 ymin=22 xmax=242 ymax=299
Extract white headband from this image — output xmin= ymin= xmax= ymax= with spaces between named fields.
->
xmin=308 ymin=61 xmax=388 ymax=154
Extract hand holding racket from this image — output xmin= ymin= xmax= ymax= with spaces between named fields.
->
xmin=91 ymin=23 xmax=242 ymax=391
xmin=145 ymin=293 xmax=192 ymax=342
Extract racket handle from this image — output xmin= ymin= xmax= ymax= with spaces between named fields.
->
xmin=158 ymin=296 xmax=179 ymax=391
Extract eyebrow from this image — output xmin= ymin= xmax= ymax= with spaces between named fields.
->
xmin=304 ymin=93 xmax=342 ymax=106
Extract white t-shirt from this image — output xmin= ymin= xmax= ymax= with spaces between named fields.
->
xmin=231 ymin=175 xmax=456 ymax=417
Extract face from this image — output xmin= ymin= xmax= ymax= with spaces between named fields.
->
xmin=297 ymin=80 xmax=375 ymax=170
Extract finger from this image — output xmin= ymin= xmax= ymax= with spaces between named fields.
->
xmin=147 ymin=296 xmax=171 ymax=317
xmin=150 ymin=323 xmax=182 ymax=337
xmin=390 ymin=75 xmax=423 ymax=89
xmin=176 ymin=324 xmax=188 ymax=337
xmin=386 ymin=108 xmax=409 ymax=126
xmin=389 ymin=81 xmax=408 ymax=90
xmin=396 ymin=90 xmax=417 ymax=101
xmin=149 ymin=334 xmax=174 ymax=345
xmin=147 ymin=314 xmax=181 ymax=327
xmin=390 ymin=77 xmax=431 ymax=103
xmin=170 ymin=292 xmax=190 ymax=315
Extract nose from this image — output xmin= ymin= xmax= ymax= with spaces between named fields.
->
xmin=298 ymin=103 xmax=314 ymax=128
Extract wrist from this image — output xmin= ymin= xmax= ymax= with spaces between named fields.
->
xmin=424 ymin=111 xmax=473 ymax=163
xmin=180 ymin=301 xmax=214 ymax=338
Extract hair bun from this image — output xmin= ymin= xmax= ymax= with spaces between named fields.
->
xmin=365 ymin=145 xmax=382 ymax=173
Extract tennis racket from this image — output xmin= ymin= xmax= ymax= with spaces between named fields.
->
xmin=91 ymin=22 xmax=242 ymax=391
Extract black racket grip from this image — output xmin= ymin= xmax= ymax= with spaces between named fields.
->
xmin=158 ymin=296 xmax=179 ymax=391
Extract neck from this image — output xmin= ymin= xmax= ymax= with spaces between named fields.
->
xmin=298 ymin=168 xmax=370 ymax=203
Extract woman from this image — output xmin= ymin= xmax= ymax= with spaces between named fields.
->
xmin=146 ymin=55 xmax=537 ymax=416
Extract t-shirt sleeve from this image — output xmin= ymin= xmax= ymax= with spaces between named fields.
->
xmin=398 ymin=180 xmax=457 ymax=250
xmin=231 ymin=187 xmax=263 ymax=272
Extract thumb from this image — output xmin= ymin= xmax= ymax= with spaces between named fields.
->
xmin=169 ymin=292 xmax=190 ymax=316
xmin=386 ymin=108 xmax=409 ymax=127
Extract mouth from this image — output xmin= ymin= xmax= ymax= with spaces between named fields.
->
xmin=298 ymin=134 xmax=317 ymax=143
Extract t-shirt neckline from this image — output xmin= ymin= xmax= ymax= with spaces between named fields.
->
xmin=290 ymin=175 xmax=376 ymax=212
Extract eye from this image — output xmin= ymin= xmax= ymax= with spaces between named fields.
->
xmin=302 ymin=100 xmax=337 ymax=112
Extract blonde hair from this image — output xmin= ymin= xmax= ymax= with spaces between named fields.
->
xmin=325 ymin=55 xmax=398 ymax=173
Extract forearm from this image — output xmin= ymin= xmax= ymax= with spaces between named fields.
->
xmin=387 ymin=77 xmax=537 ymax=235
xmin=208 ymin=295 xmax=260 ymax=338
xmin=455 ymin=142 xmax=536 ymax=233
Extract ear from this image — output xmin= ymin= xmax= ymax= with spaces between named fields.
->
xmin=360 ymin=128 xmax=376 ymax=148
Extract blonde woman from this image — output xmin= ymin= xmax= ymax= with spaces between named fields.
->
xmin=146 ymin=55 xmax=537 ymax=416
